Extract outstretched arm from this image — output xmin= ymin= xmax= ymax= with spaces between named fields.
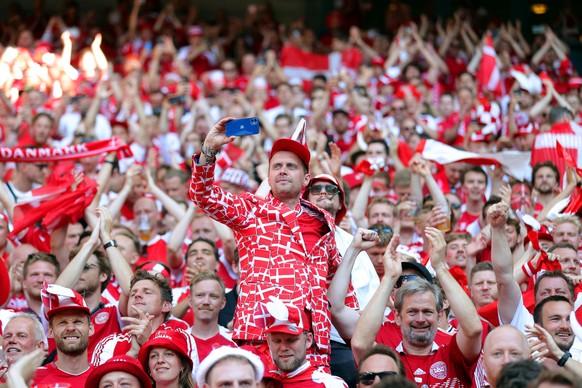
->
xmin=351 ymin=235 xmax=402 ymax=363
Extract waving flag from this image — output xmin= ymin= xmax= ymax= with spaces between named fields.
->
xmin=477 ymin=34 xmax=502 ymax=95
xmin=280 ymin=45 xmax=361 ymax=80
xmin=531 ymin=130 xmax=582 ymax=178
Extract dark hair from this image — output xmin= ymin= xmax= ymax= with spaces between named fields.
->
xmin=32 ymin=112 xmax=54 ymax=126
xmin=130 ymin=270 xmax=173 ymax=312
xmin=506 ymin=217 xmax=521 ymax=236
xmin=496 ymin=359 xmax=546 ymax=388
xmin=548 ymin=242 xmax=578 ymax=254
xmin=312 ymin=74 xmax=327 ymax=84
xmin=533 ymin=295 xmax=571 ymax=324
xmin=532 ymin=161 xmax=559 ymax=187
xmin=69 ymin=247 xmax=111 ymax=291
xmin=23 ymin=252 xmax=60 ymax=278
xmin=186 ymin=237 xmax=219 ymax=262
xmin=530 ymin=369 xmax=582 ymax=388
xmin=358 ymin=345 xmax=406 ymax=376
xmin=469 ymin=261 xmax=494 ymax=285
xmin=461 ymin=165 xmax=488 ymax=186
xmin=548 ymin=106 xmax=573 ymax=125
xmin=534 ymin=271 xmax=574 ymax=302
xmin=163 ymin=168 xmax=190 ymax=184
xmin=482 ymin=195 xmax=502 ymax=219
xmin=375 ymin=376 xmax=418 ymax=388
xmin=367 ymin=139 xmax=390 ymax=156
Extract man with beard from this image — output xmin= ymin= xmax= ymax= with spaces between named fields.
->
xmin=55 ymin=207 xmax=134 ymax=357
xmin=532 ymin=162 xmax=560 ymax=209
xmin=533 ymin=296 xmax=575 ymax=360
xmin=303 ymin=173 xmax=380 ymax=386
xmin=0 ymin=313 xmax=46 ymax=382
xmin=31 ymin=284 xmax=95 ymax=386
xmin=262 ymin=298 xmax=348 ymax=387
xmin=352 ymin=228 xmax=483 ymax=386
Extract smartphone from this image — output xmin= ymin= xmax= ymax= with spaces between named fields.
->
xmin=168 ymin=95 xmax=185 ymax=105
xmin=226 ymin=117 xmax=260 ymax=137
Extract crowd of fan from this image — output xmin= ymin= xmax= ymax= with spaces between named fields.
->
xmin=0 ymin=0 xmax=582 ymax=387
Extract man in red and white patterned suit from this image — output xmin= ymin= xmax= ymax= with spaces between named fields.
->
xmin=189 ymin=117 xmax=362 ymax=370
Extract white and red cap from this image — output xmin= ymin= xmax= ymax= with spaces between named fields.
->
xmin=255 ymin=296 xmax=310 ymax=335
xmin=302 ymin=174 xmax=347 ymax=223
xmin=219 ymin=168 xmax=251 ymax=189
xmin=138 ymin=329 xmax=193 ymax=370
xmin=569 ymin=77 xmax=582 ymax=89
xmin=510 ymin=65 xmax=542 ymax=95
xmin=41 ymin=283 xmax=90 ymax=320
xmin=139 ymin=262 xmax=171 ymax=280
xmin=196 ymin=346 xmax=264 ymax=387
xmin=188 ymin=25 xmax=204 ymax=37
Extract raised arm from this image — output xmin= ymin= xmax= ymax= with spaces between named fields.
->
xmin=351 ymin=235 xmax=402 ymax=363
xmin=426 ymin=227 xmax=482 ymax=361
xmin=489 ymin=202 xmax=523 ymax=325
xmin=56 ymin=219 xmax=100 ymax=288
xmin=328 ymin=228 xmax=379 ymax=340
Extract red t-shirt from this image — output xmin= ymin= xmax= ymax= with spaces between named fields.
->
xmin=32 ymin=362 xmax=94 ymax=387
xmin=298 ymin=208 xmax=329 ymax=254
xmin=456 ymin=211 xmax=480 ymax=234
xmin=398 ymin=333 xmax=476 ymax=387
xmin=88 ymin=304 xmax=122 ymax=358
xmin=376 ymin=320 xmax=454 ymax=349
xmin=194 ymin=332 xmax=237 ymax=361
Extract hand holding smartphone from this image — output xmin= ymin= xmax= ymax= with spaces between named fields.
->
xmin=225 ymin=117 xmax=260 ymax=137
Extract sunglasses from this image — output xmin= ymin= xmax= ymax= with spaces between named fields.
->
xmin=370 ymin=226 xmax=393 ymax=234
xmin=395 ymin=274 xmax=421 ymax=288
xmin=358 ymin=371 xmax=398 ymax=385
xmin=309 ymin=184 xmax=339 ymax=196
xmin=450 ymin=202 xmax=462 ymax=210
xmin=34 ymin=163 xmax=49 ymax=170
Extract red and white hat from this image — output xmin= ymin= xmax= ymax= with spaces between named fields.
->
xmin=41 ymin=283 xmax=90 ymax=320
xmin=270 ymin=118 xmax=311 ymax=168
xmin=510 ymin=65 xmax=542 ymax=95
xmin=568 ymin=77 xmax=582 ymax=89
xmin=219 ymin=168 xmax=251 ymax=189
xmin=138 ymin=329 xmax=193 ymax=370
xmin=187 ymin=25 xmax=204 ymax=37
xmin=255 ymin=296 xmax=310 ymax=335
xmin=473 ymin=103 xmax=501 ymax=142
xmin=86 ymin=355 xmax=152 ymax=388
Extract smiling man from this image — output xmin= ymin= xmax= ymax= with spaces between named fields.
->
xmin=533 ymin=295 xmax=575 ymax=362
xmin=32 ymin=285 xmax=95 ymax=387
xmin=2 ymin=313 xmax=46 ymax=372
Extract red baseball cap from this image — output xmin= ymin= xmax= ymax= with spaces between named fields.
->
xmin=255 ymin=296 xmax=311 ymax=336
xmin=270 ymin=118 xmax=310 ymax=169
xmin=86 ymin=355 xmax=152 ymax=388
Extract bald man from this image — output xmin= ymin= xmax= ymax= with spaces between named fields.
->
xmin=482 ymin=325 xmax=530 ymax=388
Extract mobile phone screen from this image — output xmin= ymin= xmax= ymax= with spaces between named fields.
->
xmin=225 ymin=117 xmax=260 ymax=137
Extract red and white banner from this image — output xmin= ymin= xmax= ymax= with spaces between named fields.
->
xmin=0 ymin=137 xmax=133 ymax=170
xmin=477 ymin=34 xmax=502 ymax=95
xmin=417 ymin=139 xmax=532 ymax=181
xmin=280 ymin=45 xmax=360 ymax=80
xmin=531 ymin=131 xmax=582 ymax=178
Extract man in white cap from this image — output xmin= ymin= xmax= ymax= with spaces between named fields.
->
xmin=31 ymin=284 xmax=95 ymax=386
xmin=260 ymin=297 xmax=348 ymax=387
xmin=190 ymin=117 xmax=376 ymax=369
xmin=196 ymin=346 xmax=264 ymax=388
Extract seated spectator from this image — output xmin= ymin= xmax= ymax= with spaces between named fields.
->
xmin=195 ymin=347 xmax=264 ymax=388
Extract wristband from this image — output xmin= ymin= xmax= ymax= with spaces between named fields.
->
xmin=558 ymin=351 xmax=571 ymax=367
xmin=200 ymin=142 xmax=220 ymax=159
xmin=103 ymin=240 xmax=118 ymax=250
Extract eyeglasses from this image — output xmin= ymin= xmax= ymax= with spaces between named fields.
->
xmin=450 ymin=202 xmax=462 ymax=210
xmin=34 ymin=163 xmax=49 ymax=170
xmin=370 ymin=226 xmax=393 ymax=234
xmin=358 ymin=371 xmax=398 ymax=385
xmin=309 ymin=184 xmax=340 ymax=196
xmin=82 ymin=264 xmax=99 ymax=272
xmin=395 ymin=274 xmax=421 ymax=288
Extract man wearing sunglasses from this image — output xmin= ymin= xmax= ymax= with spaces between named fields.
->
xmin=303 ymin=174 xmax=380 ymax=386
xmin=352 ymin=229 xmax=482 ymax=387
xmin=356 ymin=345 xmax=406 ymax=387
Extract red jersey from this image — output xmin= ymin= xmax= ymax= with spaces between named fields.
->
xmin=376 ymin=320 xmax=454 ymax=349
xmin=194 ymin=332 xmax=237 ymax=361
xmin=88 ymin=304 xmax=122 ymax=358
xmin=32 ymin=362 xmax=94 ymax=387
xmin=397 ymin=333 xmax=477 ymax=387
xmin=456 ymin=211 xmax=480 ymax=235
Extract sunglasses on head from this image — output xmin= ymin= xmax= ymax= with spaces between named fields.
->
xmin=309 ymin=184 xmax=339 ymax=195
xmin=395 ymin=274 xmax=421 ymax=289
xmin=358 ymin=371 xmax=398 ymax=385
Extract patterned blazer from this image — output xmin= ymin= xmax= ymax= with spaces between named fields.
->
xmin=189 ymin=161 xmax=358 ymax=365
